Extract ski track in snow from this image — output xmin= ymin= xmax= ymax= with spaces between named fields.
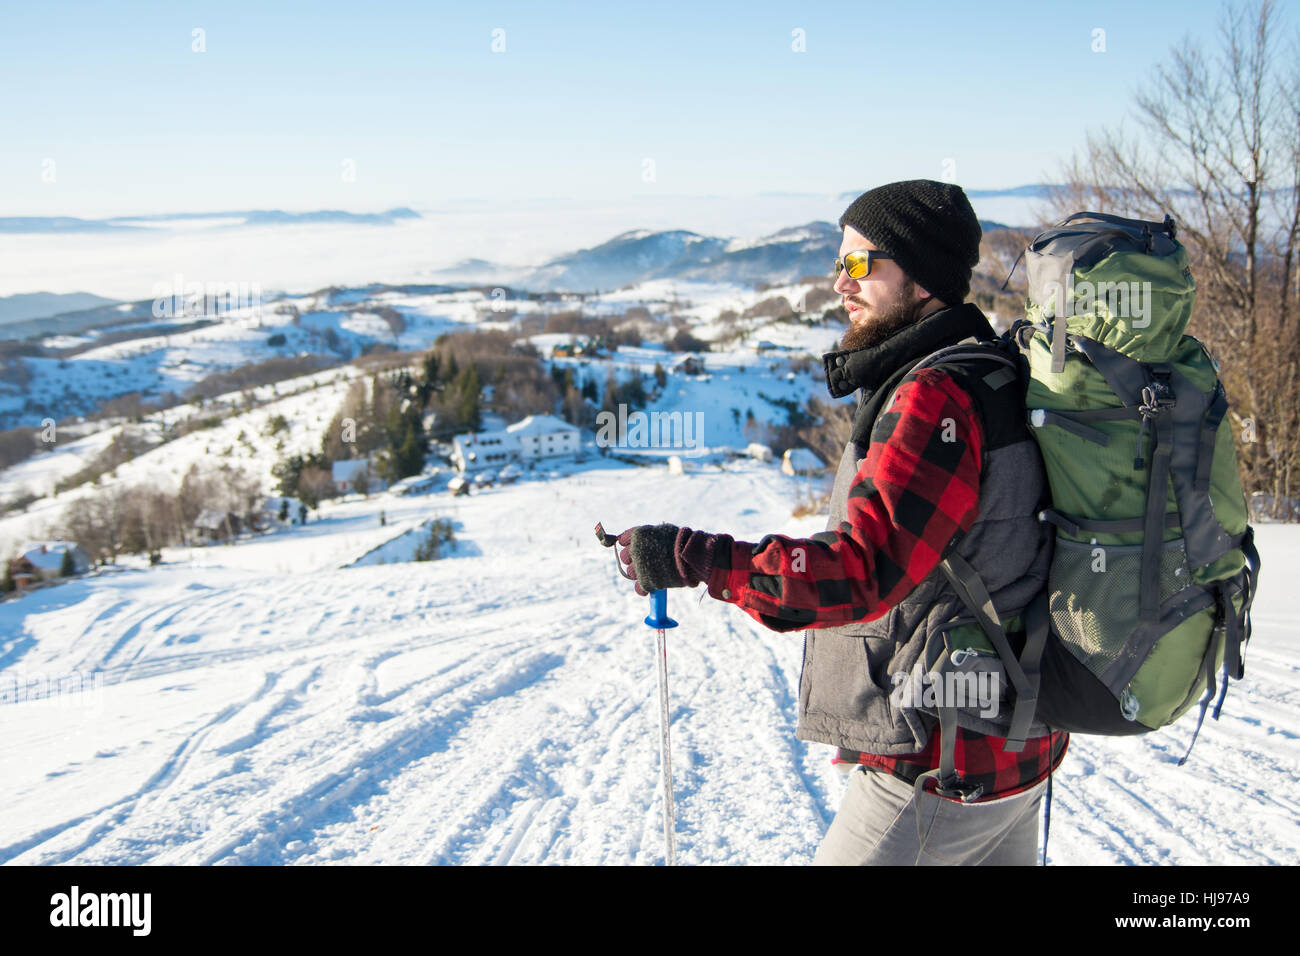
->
xmin=0 ymin=462 xmax=1296 ymax=865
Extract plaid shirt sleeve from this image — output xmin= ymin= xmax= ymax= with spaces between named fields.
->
xmin=705 ymin=367 xmax=984 ymax=632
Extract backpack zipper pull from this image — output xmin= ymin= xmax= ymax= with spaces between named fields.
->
xmin=1120 ymin=688 xmax=1141 ymax=721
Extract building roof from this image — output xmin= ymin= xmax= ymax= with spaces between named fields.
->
xmin=506 ymin=414 xmax=578 ymax=438
xmin=17 ymin=541 xmax=86 ymax=571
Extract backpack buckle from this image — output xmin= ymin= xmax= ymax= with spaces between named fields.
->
xmin=1139 ymin=378 xmax=1176 ymax=417
xmin=934 ymin=775 xmax=985 ymax=803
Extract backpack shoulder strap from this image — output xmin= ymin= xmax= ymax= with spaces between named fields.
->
xmin=878 ymin=338 xmax=1020 ymax=418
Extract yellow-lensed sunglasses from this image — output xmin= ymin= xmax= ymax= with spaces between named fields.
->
xmin=833 ymin=249 xmax=894 ymax=280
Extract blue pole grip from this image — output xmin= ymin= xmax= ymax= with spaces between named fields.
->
xmin=644 ymin=589 xmax=678 ymax=629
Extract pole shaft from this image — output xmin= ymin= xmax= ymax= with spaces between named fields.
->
xmin=656 ymin=627 xmax=677 ymax=867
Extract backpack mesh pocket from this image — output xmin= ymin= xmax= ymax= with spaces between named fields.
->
xmin=1048 ymin=536 xmax=1194 ymax=684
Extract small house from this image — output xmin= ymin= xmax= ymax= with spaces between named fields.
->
xmin=673 ymin=356 xmax=706 ymax=376
xmin=7 ymin=541 xmax=92 ymax=589
xmin=194 ymin=509 xmax=243 ymax=542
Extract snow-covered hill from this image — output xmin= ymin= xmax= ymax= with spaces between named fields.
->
xmin=0 ymin=458 xmax=1295 ymax=865
xmin=0 ymin=271 xmax=845 ymax=433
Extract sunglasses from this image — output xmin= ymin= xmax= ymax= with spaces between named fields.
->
xmin=833 ymin=249 xmax=894 ymax=280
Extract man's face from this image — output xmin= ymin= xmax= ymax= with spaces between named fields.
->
xmin=834 ymin=225 xmax=934 ymax=351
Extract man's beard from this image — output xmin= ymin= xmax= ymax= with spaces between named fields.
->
xmin=839 ymin=281 xmax=931 ymax=351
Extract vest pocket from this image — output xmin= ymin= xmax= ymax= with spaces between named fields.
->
xmin=803 ymin=629 xmax=890 ymax=720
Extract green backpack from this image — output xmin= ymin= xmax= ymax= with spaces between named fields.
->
xmin=942 ymin=212 xmax=1260 ymax=763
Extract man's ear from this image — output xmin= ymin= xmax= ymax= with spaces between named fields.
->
xmin=917 ymin=287 xmax=949 ymax=315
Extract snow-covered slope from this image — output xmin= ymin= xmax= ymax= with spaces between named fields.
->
xmin=0 ymin=460 xmax=1295 ymax=866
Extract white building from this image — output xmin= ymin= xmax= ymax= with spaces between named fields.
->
xmin=450 ymin=432 xmax=521 ymax=473
xmin=506 ymin=414 xmax=580 ymax=461
xmin=451 ymin=414 xmax=580 ymax=472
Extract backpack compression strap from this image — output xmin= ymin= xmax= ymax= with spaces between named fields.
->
xmin=1055 ymin=211 xmax=1177 ymax=240
xmin=939 ymin=554 xmax=1047 ymax=753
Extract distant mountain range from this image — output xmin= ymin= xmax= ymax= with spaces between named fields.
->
xmin=463 ymin=217 xmax=1014 ymax=292
xmin=0 ymin=208 xmax=421 ymax=233
xmin=2 ymin=190 xmax=1042 ymax=316
xmin=0 ymin=292 xmax=121 ymax=326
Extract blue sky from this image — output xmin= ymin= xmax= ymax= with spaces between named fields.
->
xmin=2 ymin=0 xmax=1288 ymax=216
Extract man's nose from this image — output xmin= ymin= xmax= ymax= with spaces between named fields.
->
xmin=833 ymin=270 xmax=858 ymax=295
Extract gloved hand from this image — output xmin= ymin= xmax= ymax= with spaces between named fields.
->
xmin=610 ymin=523 xmax=723 ymax=597
xmin=616 ymin=524 xmax=687 ymax=595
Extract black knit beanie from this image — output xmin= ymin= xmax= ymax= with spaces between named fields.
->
xmin=838 ymin=180 xmax=981 ymax=306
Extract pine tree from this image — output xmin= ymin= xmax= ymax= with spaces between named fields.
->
xmin=422 ymin=350 xmax=440 ymax=385
xmin=59 ymin=549 xmax=75 ymax=577
xmin=455 ymin=365 xmax=481 ymax=431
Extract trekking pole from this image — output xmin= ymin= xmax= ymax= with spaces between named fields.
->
xmin=595 ymin=523 xmax=679 ymax=867
xmin=645 ymin=588 xmax=679 ymax=867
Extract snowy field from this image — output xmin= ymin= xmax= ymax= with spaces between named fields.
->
xmin=0 ymin=458 xmax=1295 ymax=866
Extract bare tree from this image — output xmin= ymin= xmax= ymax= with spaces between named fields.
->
xmin=1052 ymin=0 xmax=1300 ymax=515
xmin=178 ymin=462 xmax=261 ymax=528
xmin=59 ymin=486 xmax=132 ymax=562
xmin=297 ymin=466 xmax=335 ymax=508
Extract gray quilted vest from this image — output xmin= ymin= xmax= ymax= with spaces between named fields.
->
xmin=798 ymin=304 xmax=1053 ymax=755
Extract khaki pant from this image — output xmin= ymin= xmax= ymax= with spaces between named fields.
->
xmin=813 ymin=765 xmax=1046 ymax=866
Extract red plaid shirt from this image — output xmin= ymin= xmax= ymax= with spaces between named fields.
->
xmin=705 ymin=366 xmax=1066 ymax=799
